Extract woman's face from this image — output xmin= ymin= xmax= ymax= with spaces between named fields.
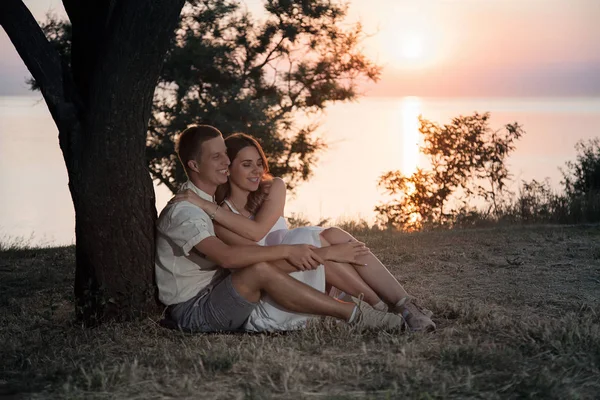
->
xmin=229 ymin=145 xmax=264 ymax=192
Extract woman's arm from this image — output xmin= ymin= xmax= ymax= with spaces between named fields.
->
xmin=170 ymin=191 xmax=217 ymax=213
xmin=170 ymin=179 xmax=285 ymax=241
xmin=213 ymin=178 xmax=287 ymax=241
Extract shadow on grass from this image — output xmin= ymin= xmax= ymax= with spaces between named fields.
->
xmin=0 ymin=246 xmax=74 ymax=304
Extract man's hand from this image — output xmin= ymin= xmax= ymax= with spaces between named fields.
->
xmin=285 ymin=244 xmax=325 ymax=271
xmin=325 ymin=241 xmax=370 ymax=265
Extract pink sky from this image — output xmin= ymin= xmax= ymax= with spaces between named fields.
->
xmin=1 ymin=0 xmax=599 ymax=96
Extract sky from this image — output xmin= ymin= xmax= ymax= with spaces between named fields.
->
xmin=1 ymin=0 xmax=599 ymax=97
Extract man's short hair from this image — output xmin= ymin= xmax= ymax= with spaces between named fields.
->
xmin=176 ymin=125 xmax=223 ymax=172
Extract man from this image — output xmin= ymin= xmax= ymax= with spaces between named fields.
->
xmin=155 ymin=125 xmax=405 ymax=332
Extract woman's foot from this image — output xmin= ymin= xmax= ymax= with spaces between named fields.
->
xmin=394 ymin=298 xmax=436 ymax=332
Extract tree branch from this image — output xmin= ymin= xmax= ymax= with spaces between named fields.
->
xmin=253 ymin=36 xmax=287 ymax=74
xmin=0 ymin=0 xmax=82 ymax=172
xmin=1 ymin=0 xmax=68 ymax=119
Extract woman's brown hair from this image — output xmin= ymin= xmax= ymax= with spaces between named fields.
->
xmin=215 ymin=133 xmax=272 ymax=215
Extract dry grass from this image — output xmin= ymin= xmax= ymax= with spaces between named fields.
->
xmin=1 ymin=225 xmax=599 ymax=399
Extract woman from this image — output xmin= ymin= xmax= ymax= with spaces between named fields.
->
xmin=171 ymin=133 xmax=435 ymax=332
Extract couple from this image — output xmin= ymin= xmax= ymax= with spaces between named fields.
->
xmin=155 ymin=125 xmax=435 ymax=333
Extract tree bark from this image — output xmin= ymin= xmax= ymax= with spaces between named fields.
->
xmin=71 ymin=0 xmax=186 ymax=323
xmin=2 ymin=0 xmax=185 ymax=324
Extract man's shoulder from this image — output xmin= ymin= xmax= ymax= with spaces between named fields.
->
xmin=157 ymin=202 xmax=211 ymax=227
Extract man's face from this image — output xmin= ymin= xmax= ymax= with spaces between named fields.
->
xmin=193 ymin=136 xmax=230 ymax=186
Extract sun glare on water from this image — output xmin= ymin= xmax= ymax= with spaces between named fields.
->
xmin=399 ymin=96 xmax=423 ymax=229
xmin=401 ymin=96 xmax=422 ymax=175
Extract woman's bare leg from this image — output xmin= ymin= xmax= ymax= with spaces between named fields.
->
xmin=271 ymin=236 xmax=384 ymax=306
xmin=321 ymin=227 xmax=410 ymax=306
xmin=271 ymin=248 xmax=382 ymax=306
xmin=318 ymin=236 xmax=383 ymax=305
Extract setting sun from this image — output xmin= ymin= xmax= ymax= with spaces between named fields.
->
xmin=376 ymin=25 xmax=443 ymax=70
xmin=400 ymin=33 xmax=424 ymax=60
xmin=355 ymin=1 xmax=453 ymax=72
xmin=382 ymin=30 xmax=432 ymax=67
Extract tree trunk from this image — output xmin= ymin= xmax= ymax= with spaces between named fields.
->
xmin=2 ymin=0 xmax=186 ymax=324
xmin=69 ymin=0 xmax=186 ymax=324
xmin=71 ymin=126 xmax=158 ymax=322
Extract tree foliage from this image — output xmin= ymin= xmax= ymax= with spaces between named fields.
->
xmin=36 ymin=0 xmax=381 ymax=193
xmin=376 ymin=112 xmax=524 ymax=230
xmin=562 ymin=138 xmax=600 ymax=198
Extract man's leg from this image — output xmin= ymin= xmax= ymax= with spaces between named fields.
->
xmin=168 ymin=273 xmax=259 ymax=332
xmin=231 ymin=262 xmax=354 ymax=321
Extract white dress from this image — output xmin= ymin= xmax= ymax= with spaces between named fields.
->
xmin=222 ymin=200 xmax=326 ymax=332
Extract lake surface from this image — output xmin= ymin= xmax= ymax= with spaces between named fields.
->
xmin=1 ymin=95 xmax=600 ymax=245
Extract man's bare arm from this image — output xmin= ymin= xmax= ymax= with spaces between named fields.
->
xmin=215 ymin=224 xmax=300 ymax=273
xmin=214 ymin=224 xmax=258 ymax=246
xmin=195 ymin=236 xmax=323 ymax=271
xmin=214 ymin=224 xmax=368 ymax=266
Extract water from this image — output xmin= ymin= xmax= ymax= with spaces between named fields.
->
xmin=1 ymin=95 xmax=599 ymax=245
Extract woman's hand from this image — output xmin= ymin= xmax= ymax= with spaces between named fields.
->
xmin=325 ymin=241 xmax=370 ymax=266
xmin=169 ymin=189 xmax=212 ymax=211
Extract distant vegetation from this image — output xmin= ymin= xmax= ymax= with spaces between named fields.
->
xmin=376 ymin=114 xmax=600 ymax=231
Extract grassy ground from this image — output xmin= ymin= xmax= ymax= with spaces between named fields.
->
xmin=1 ymin=225 xmax=599 ymax=399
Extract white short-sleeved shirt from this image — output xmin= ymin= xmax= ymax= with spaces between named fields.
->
xmin=155 ymin=181 xmax=221 ymax=305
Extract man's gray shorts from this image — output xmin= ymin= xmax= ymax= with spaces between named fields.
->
xmin=167 ymin=274 xmax=256 ymax=333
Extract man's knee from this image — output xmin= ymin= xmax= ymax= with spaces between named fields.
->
xmin=233 ymin=262 xmax=275 ymax=284
xmin=250 ymin=261 xmax=276 ymax=278
xmin=231 ymin=262 xmax=274 ymax=302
